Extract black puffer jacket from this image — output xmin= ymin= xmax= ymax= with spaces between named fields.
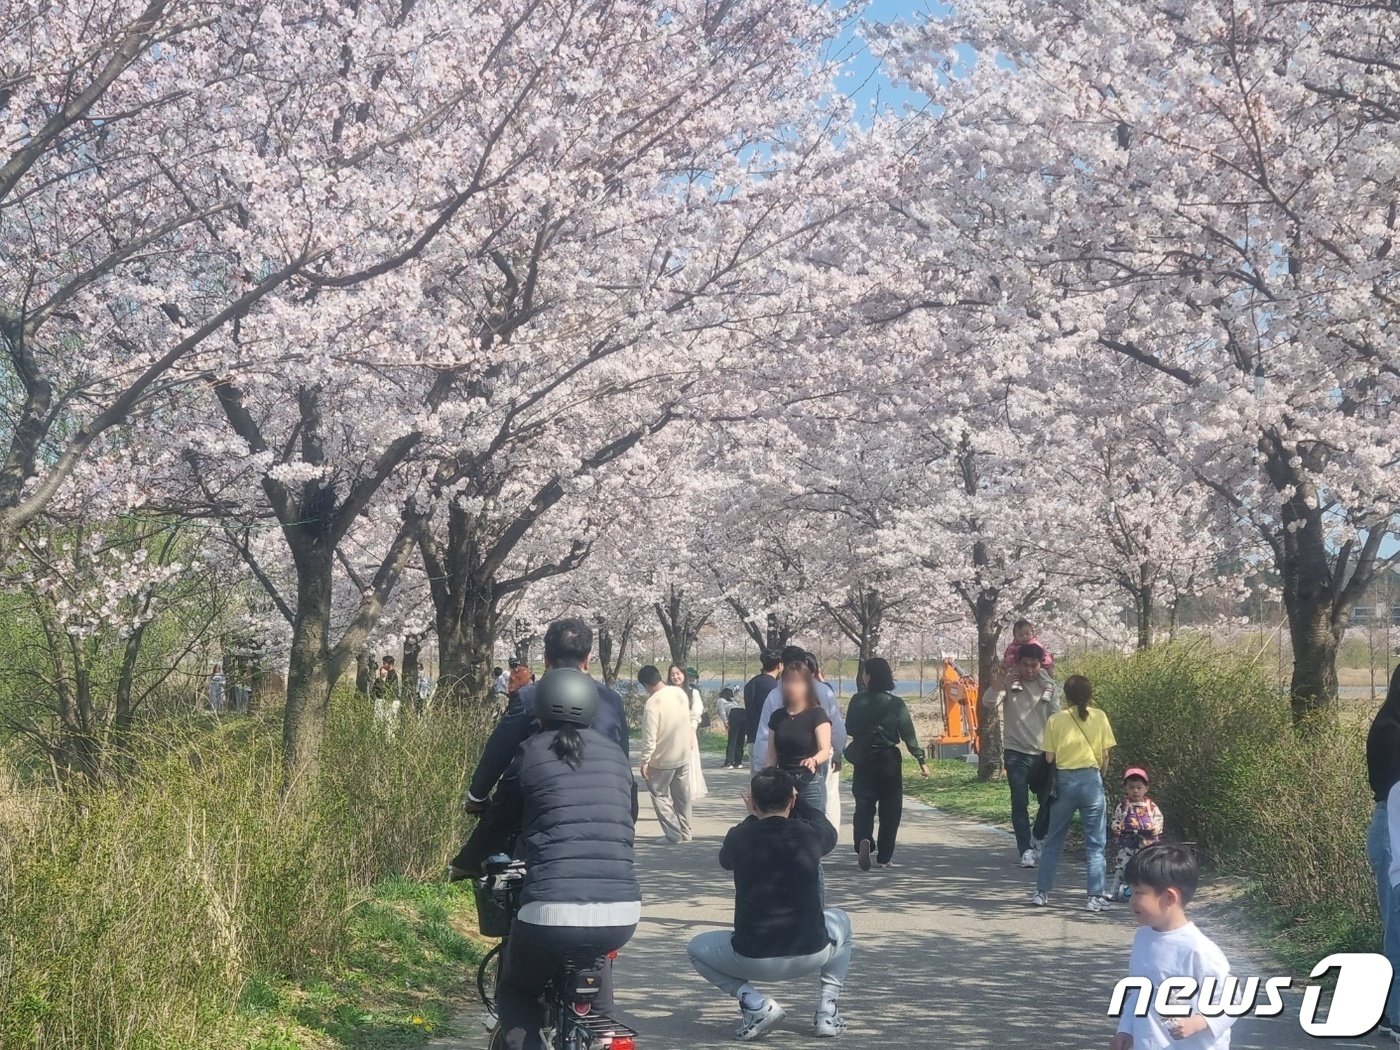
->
xmin=516 ymin=726 xmax=640 ymax=910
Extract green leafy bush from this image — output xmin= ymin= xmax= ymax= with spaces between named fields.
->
xmin=1071 ymin=641 xmax=1376 ymax=958
xmin=0 ymin=700 xmax=488 ymax=1050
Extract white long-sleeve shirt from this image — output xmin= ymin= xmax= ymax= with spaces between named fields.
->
xmin=754 ymin=682 xmax=847 ymax=761
xmin=1115 ymin=922 xmax=1236 ymax=1048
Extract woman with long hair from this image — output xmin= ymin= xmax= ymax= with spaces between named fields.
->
xmin=1032 ymin=674 xmax=1116 ymax=912
xmin=844 ymin=657 xmax=929 ymax=870
xmin=763 ymin=661 xmax=833 ymax=815
xmin=669 ymin=663 xmax=708 ymax=800
xmin=494 ymin=668 xmax=640 ymax=1050
xmin=1367 ymin=665 xmax=1400 ymax=1034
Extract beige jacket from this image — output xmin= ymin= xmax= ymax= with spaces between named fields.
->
xmin=641 ymin=685 xmax=693 ymax=769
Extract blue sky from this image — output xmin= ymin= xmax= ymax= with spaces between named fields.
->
xmin=833 ymin=0 xmax=948 ymax=116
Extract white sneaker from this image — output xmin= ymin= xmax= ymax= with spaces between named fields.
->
xmin=1086 ymin=896 xmax=1107 ymax=913
xmin=814 ymin=1010 xmax=847 ymax=1037
xmin=737 ymin=999 xmax=785 ymax=1041
xmin=1020 ymin=849 xmax=1036 ymax=868
xmin=1030 ymin=892 xmax=1049 ymax=907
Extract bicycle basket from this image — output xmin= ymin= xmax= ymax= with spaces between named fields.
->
xmin=473 ymin=875 xmax=519 ymax=937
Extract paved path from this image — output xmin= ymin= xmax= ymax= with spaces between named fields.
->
xmin=614 ymin=762 xmax=1365 ymax=1050
xmin=435 ymin=757 xmax=1373 ymax=1049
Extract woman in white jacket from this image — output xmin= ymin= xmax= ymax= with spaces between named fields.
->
xmin=668 ymin=663 xmax=708 ymax=800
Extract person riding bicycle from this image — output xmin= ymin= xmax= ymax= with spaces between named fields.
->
xmin=450 ymin=617 xmax=630 ymax=879
xmin=495 ymin=666 xmax=641 ymax=1050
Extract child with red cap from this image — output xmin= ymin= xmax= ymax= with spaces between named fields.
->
xmin=1108 ymin=767 xmax=1165 ymax=901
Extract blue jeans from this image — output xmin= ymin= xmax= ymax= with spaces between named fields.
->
xmin=1369 ymin=804 xmax=1400 ymax=1019
xmin=1036 ymin=767 xmax=1106 ymax=898
xmin=1004 ymin=749 xmax=1052 ymax=854
xmin=784 ymin=767 xmax=828 ymax=817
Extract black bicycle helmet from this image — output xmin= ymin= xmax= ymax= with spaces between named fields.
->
xmin=533 ymin=667 xmax=599 ymax=727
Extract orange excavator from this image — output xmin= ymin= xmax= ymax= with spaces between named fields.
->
xmin=935 ymin=658 xmax=980 ymax=754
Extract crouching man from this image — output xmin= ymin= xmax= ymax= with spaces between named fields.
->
xmin=686 ymin=768 xmax=853 ymax=1041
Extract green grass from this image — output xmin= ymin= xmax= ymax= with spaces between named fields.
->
xmin=236 ymin=878 xmax=486 ymax=1048
xmin=903 ymin=756 xmax=1011 ymax=826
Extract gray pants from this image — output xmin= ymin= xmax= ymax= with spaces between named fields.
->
xmin=687 ymin=909 xmax=853 ymax=999
xmin=645 ymin=764 xmax=692 ymax=842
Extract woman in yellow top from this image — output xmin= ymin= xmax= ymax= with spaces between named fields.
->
xmin=1031 ymin=675 xmax=1116 ymax=912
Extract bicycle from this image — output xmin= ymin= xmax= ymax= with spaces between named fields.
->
xmin=474 ymin=854 xmax=639 ymax=1050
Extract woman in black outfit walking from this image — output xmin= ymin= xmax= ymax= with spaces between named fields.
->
xmin=844 ymin=657 xmax=929 ymax=870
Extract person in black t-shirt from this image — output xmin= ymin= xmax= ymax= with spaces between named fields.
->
xmin=742 ymin=650 xmax=783 ymax=773
xmin=686 ymin=768 xmax=853 ymax=1040
xmin=763 ymin=662 xmax=833 ymax=817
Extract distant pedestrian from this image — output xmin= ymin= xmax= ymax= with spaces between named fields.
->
xmin=1032 ymin=675 xmax=1115 ymax=911
xmin=638 ymin=665 xmax=694 ymax=844
xmin=209 ymin=664 xmax=226 ymax=713
xmin=1110 ymin=844 xmax=1236 ymax=1049
xmin=669 ymin=663 xmax=708 ymax=800
xmin=491 ymin=666 xmax=507 ymax=696
xmin=844 ymin=657 xmax=929 ymax=870
xmin=983 ymin=642 xmax=1057 ymax=868
xmin=718 ymin=687 xmax=746 ymax=769
xmin=372 ymin=655 xmax=400 ymax=722
xmin=743 ymin=650 xmax=782 ymax=774
xmin=686 ymin=768 xmax=852 ymax=1040
xmin=1107 ymin=767 xmax=1164 ymax=900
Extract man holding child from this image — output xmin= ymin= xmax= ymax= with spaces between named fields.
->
xmin=984 ymin=640 xmax=1057 ymax=868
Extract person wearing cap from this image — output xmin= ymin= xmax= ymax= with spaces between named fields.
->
xmin=1107 ymin=766 xmax=1164 ymax=900
xmin=494 ymin=666 xmax=640 ymax=1050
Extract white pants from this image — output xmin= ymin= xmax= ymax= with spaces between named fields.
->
xmin=825 ymin=765 xmax=841 ymax=831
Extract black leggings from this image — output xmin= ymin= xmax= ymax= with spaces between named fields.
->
xmin=497 ymin=920 xmax=636 ymax=1050
xmin=851 ymin=748 xmax=904 ymax=864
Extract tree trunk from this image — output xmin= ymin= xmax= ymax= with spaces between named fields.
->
xmin=1286 ymin=593 xmax=1341 ymax=725
xmin=282 ymin=550 xmax=335 ymax=787
xmin=974 ymin=611 xmax=1003 ymax=781
xmin=355 ymin=648 xmax=372 ymax=695
xmin=1263 ymin=439 xmax=1346 ymax=723
xmin=1134 ymin=581 xmax=1155 ymax=651
xmin=596 ymin=615 xmax=634 ymax=687
xmin=436 ymin=583 xmax=499 ymax=703
xmin=402 ymin=633 xmax=422 ymax=711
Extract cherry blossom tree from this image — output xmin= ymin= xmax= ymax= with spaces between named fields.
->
xmin=878 ymin=0 xmax=1400 ymax=719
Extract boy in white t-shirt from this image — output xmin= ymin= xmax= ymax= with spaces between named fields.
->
xmin=1110 ymin=844 xmax=1236 ymax=1050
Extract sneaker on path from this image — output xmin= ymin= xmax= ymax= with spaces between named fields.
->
xmin=1085 ymin=897 xmax=1106 ymax=913
xmin=1030 ymin=892 xmax=1049 ymax=907
xmin=813 ymin=1010 xmax=848 ymax=1038
xmin=1020 ymin=849 xmax=1036 ymax=868
xmin=737 ymin=999 xmax=785 ymax=1041
xmin=857 ymin=839 xmax=872 ymax=872
xmin=877 ymin=861 xmax=893 ymax=869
